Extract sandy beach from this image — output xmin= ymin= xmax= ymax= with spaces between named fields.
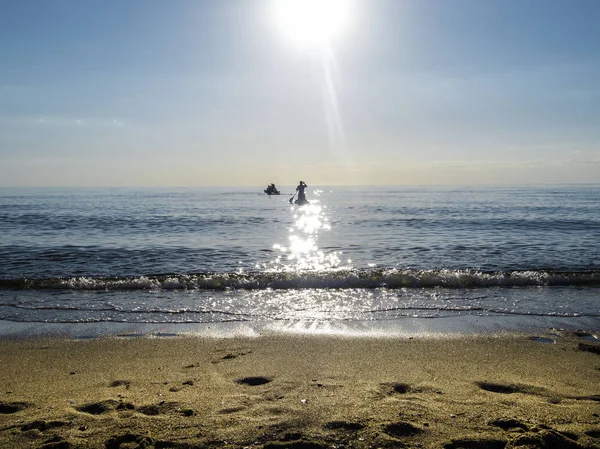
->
xmin=1 ymin=332 xmax=599 ymax=449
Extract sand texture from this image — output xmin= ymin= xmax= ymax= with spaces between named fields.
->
xmin=1 ymin=333 xmax=599 ymax=448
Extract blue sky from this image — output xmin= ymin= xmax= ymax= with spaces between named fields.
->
xmin=1 ymin=0 xmax=599 ymax=186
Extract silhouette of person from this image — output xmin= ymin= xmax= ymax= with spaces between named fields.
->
xmin=296 ymin=181 xmax=307 ymax=204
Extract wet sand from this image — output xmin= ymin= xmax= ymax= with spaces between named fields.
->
xmin=1 ymin=332 xmax=599 ymax=448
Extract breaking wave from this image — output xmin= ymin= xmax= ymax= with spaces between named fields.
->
xmin=1 ymin=268 xmax=600 ymax=291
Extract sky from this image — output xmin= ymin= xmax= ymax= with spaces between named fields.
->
xmin=1 ymin=0 xmax=599 ymax=187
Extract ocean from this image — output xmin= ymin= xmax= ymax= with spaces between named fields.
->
xmin=1 ymin=185 xmax=599 ymax=338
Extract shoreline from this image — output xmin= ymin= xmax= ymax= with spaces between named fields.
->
xmin=1 ymin=314 xmax=599 ymax=340
xmin=1 ymin=333 xmax=599 ymax=448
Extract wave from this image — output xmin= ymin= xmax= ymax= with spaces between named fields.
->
xmin=1 ymin=268 xmax=600 ymax=291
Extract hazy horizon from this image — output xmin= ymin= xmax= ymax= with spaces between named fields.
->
xmin=2 ymin=0 xmax=599 ymax=187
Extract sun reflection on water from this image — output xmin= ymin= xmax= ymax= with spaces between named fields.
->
xmin=268 ymin=195 xmax=347 ymax=272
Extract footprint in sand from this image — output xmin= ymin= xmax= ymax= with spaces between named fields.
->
xmin=76 ymin=400 xmax=119 ymax=415
xmin=474 ymin=381 xmax=546 ymax=396
xmin=585 ymin=429 xmax=600 ymax=438
xmin=0 ymin=401 xmax=29 ymax=414
xmin=391 ymin=383 xmax=411 ymax=394
xmin=380 ymin=382 xmax=443 ymax=397
xmin=137 ymin=404 xmax=163 ymax=416
xmin=578 ymin=342 xmax=600 ymax=355
xmin=510 ymin=430 xmax=581 ymax=449
xmin=377 ymin=382 xmax=412 ymax=397
xmin=136 ymin=401 xmax=193 ymax=417
xmin=37 ymin=435 xmax=73 ymax=448
xmin=488 ymin=417 xmax=529 ymax=431
xmin=382 ymin=421 xmax=423 ymax=438
xmin=20 ymin=419 xmax=70 ymax=432
xmin=105 ymin=433 xmax=154 ymax=449
xmin=235 ymin=376 xmax=272 ymax=386
xmin=324 ymin=421 xmax=365 ymax=431
xmin=116 ymin=401 xmax=135 ymax=410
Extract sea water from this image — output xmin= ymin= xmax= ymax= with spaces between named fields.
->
xmin=0 ymin=185 xmax=599 ymax=337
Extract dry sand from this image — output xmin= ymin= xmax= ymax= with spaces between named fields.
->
xmin=1 ymin=332 xmax=599 ymax=448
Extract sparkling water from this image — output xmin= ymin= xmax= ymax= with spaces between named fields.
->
xmin=1 ymin=185 xmax=598 ymax=336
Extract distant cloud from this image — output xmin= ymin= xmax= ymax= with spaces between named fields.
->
xmin=566 ymin=150 xmax=600 ymax=164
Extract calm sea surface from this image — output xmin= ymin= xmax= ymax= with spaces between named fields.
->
xmin=1 ymin=185 xmax=599 ymax=336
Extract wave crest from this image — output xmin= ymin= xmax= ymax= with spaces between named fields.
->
xmin=1 ymin=268 xmax=599 ymax=291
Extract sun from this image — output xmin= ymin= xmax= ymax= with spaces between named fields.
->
xmin=273 ymin=0 xmax=351 ymax=48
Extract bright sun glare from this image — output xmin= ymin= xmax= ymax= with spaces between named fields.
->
xmin=273 ymin=0 xmax=351 ymax=48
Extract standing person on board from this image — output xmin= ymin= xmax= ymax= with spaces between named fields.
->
xmin=296 ymin=181 xmax=308 ymax=204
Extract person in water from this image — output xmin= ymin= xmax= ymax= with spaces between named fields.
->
xmin=265 ymin=183 xmax=278 ymax=194
xmin=296 ymin=181 xmax=307 ymax=203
